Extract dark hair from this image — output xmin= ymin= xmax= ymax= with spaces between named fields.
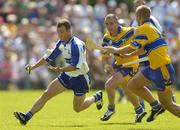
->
xmin=57 ymin=19 xmax=71 ymax=30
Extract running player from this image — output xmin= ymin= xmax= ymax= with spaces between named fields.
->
xmin=104 ymin=5 xmax=180 ymax=121
xmin=131 ymin=0 xmax=176 ymax=103
xmin=14 ymin=19 xmax=103 ymax=125
xmin=100 ymin=14 xmax=146 ymax=123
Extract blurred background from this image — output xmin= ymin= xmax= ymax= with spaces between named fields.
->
xmin=0 ymin=0 xmax=179 ymax=91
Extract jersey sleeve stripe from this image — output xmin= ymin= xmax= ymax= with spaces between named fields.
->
xmin=103 ymin=38 xmax=110 ymax=43
xmin=111 ymin=29 xmax=134 ymax=47
xmin=144 ymin=38 xmax=167 ymax=55
xmin=130 ymin=41 xmax=142 ymax=49
xmin=45 ymin=41 xmax=62 ymax=63
xmin=70 ymin=41 xmax=80 ymax=67
xmin=134 ymin=35 xmax=148 ymax=40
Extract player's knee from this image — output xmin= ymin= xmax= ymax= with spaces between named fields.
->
xmin=127 ymin=80 xmax=135 ymax=91
xmin=105 ymin=82 xmax=111 ymax=90
xmin=122 ymin=87 xmax=130 ymax=94
xmin=105 ymin=81 xmax=117 ymax=91
xmin=159 ymin=99 xmax=173 ymax=110
xmin=73 ymin=106 xmax=82 ymax=113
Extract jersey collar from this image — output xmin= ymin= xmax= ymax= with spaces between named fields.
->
xmin=108 ymin=26 xmax=121 ymax=36
xmin=61 ymin=36 xmax=73 ymax=45
xmin=66 ymin=36 xmax=73 ymax=44
xmin=117 ymin=25 xmax=121 ymax=34
xmin=143 ymin=19 xmax=151 ymax=24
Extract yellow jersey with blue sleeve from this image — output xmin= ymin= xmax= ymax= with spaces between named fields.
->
xmin=130 ymin=20 xmax=175 ymax=91
xmin=130 ymin=21 xmax=171 ymax=69
xmin=102 ymin=26 xmax=139 ymax=69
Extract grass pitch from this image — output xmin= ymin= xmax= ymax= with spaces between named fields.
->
xmin=0 ymin=90 xmax=180 ymax=130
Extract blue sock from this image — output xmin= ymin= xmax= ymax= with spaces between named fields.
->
xmin=135 ymin=106 xmax=143 ymax=115
xmin=140 ymin=101 xmax=145 ymax=109
xmin=25 ymin=111 xmax=33 ymax=121
xmin=93 ymin=94 xmax=100 ymax=102
xmin=150 ymin=100 xmax=161 ymax=110
xmin=108 ymin=104 xmax=115 ymax=111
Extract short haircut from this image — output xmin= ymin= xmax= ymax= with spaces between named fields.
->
xmin=134 ymin=0 xmax=146 ymax=10
xmin=57 ymin=19 xmax=71 ymax=30
xmin=134 ymin=0 xmax=146 ymax=5
xmin=105 ymin=13 xmax=118 ymax=22
xmin=136 ymin=5 xmax=151 ymax=20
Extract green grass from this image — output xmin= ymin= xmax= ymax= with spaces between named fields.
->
xmin=0 ymin=90 xmax=180 ymax=130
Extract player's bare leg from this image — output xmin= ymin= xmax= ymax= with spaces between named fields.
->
xmin=30 ymin=78 xmax=66 ymax=114
xmin=128 ymin=72 xmax=155 ymax=103
xmin=128 ymin=72 xmax=165 ymax=122
xmin=158 ymin=88 xmax=180 ymax=117
xmin=73 ymin=91 xmax=103 ymax=112
xmin=14 ymin=78 xmax=66 ymax=125
xmin=73 ymin=94 xmax=94 ymax=112
xmin=101 ymin=72 xmax=146 ymax=122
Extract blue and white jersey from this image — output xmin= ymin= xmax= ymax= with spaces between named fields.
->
xmin=130 ymin=15 xmax=163 ymax=33
xmin=43 ymin=36 xmax=89 ymax=77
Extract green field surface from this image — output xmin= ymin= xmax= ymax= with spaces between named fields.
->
xmin=0 ymin=90 xmax=180 ymax=130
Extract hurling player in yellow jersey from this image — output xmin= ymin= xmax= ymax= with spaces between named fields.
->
xmin=100 ymin=14 xmax=146 ymax=123
xmin=104 ymin=5 xmax=180 ymax=121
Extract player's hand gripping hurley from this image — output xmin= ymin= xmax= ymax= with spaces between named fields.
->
xmin=85 ymin=36 xmax=149 ymax=67
xmin=25 ymin=64 xmax=32 ymax=75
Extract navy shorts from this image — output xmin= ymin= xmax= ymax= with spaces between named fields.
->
xmin=114 ymin=67 xmax=137 ymax=81
xmin=142 ymin=64 xmax=175 ymax=91
xmin=57 ymin=72 xmax=90 ymax=96
xmin=115 ymin=67 xmax=137 ymax=77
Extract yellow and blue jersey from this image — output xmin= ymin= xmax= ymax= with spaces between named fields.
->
xmin=130 ymin=20 xmax=175 ymax=90
xmin=102 ymin=26 xmax=139 ymax=69
xmin=130 ymin=20 xmax=171 ymax=69
xmin=130 ymin=15 xmax=164 ymax=67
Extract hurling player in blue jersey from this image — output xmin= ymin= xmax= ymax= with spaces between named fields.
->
xmin=14 ymin=19 xmax=103 ymax=125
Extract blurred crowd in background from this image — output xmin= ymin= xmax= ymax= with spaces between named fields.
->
xmin=0 ymin=0 xmax=180 ymax=90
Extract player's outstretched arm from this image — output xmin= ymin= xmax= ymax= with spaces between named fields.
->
xmin=25 ymin=58 xmax=48 ymax=74
xmin=104 ymin=45 xmax=135 ymax=54
xmin=103 ymin=46 xmax=118 ymax=53
xmin=121 ymin=48 xmax=145 ymax=58
xmin=48 ymin=65 xmax=77 ymax=73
